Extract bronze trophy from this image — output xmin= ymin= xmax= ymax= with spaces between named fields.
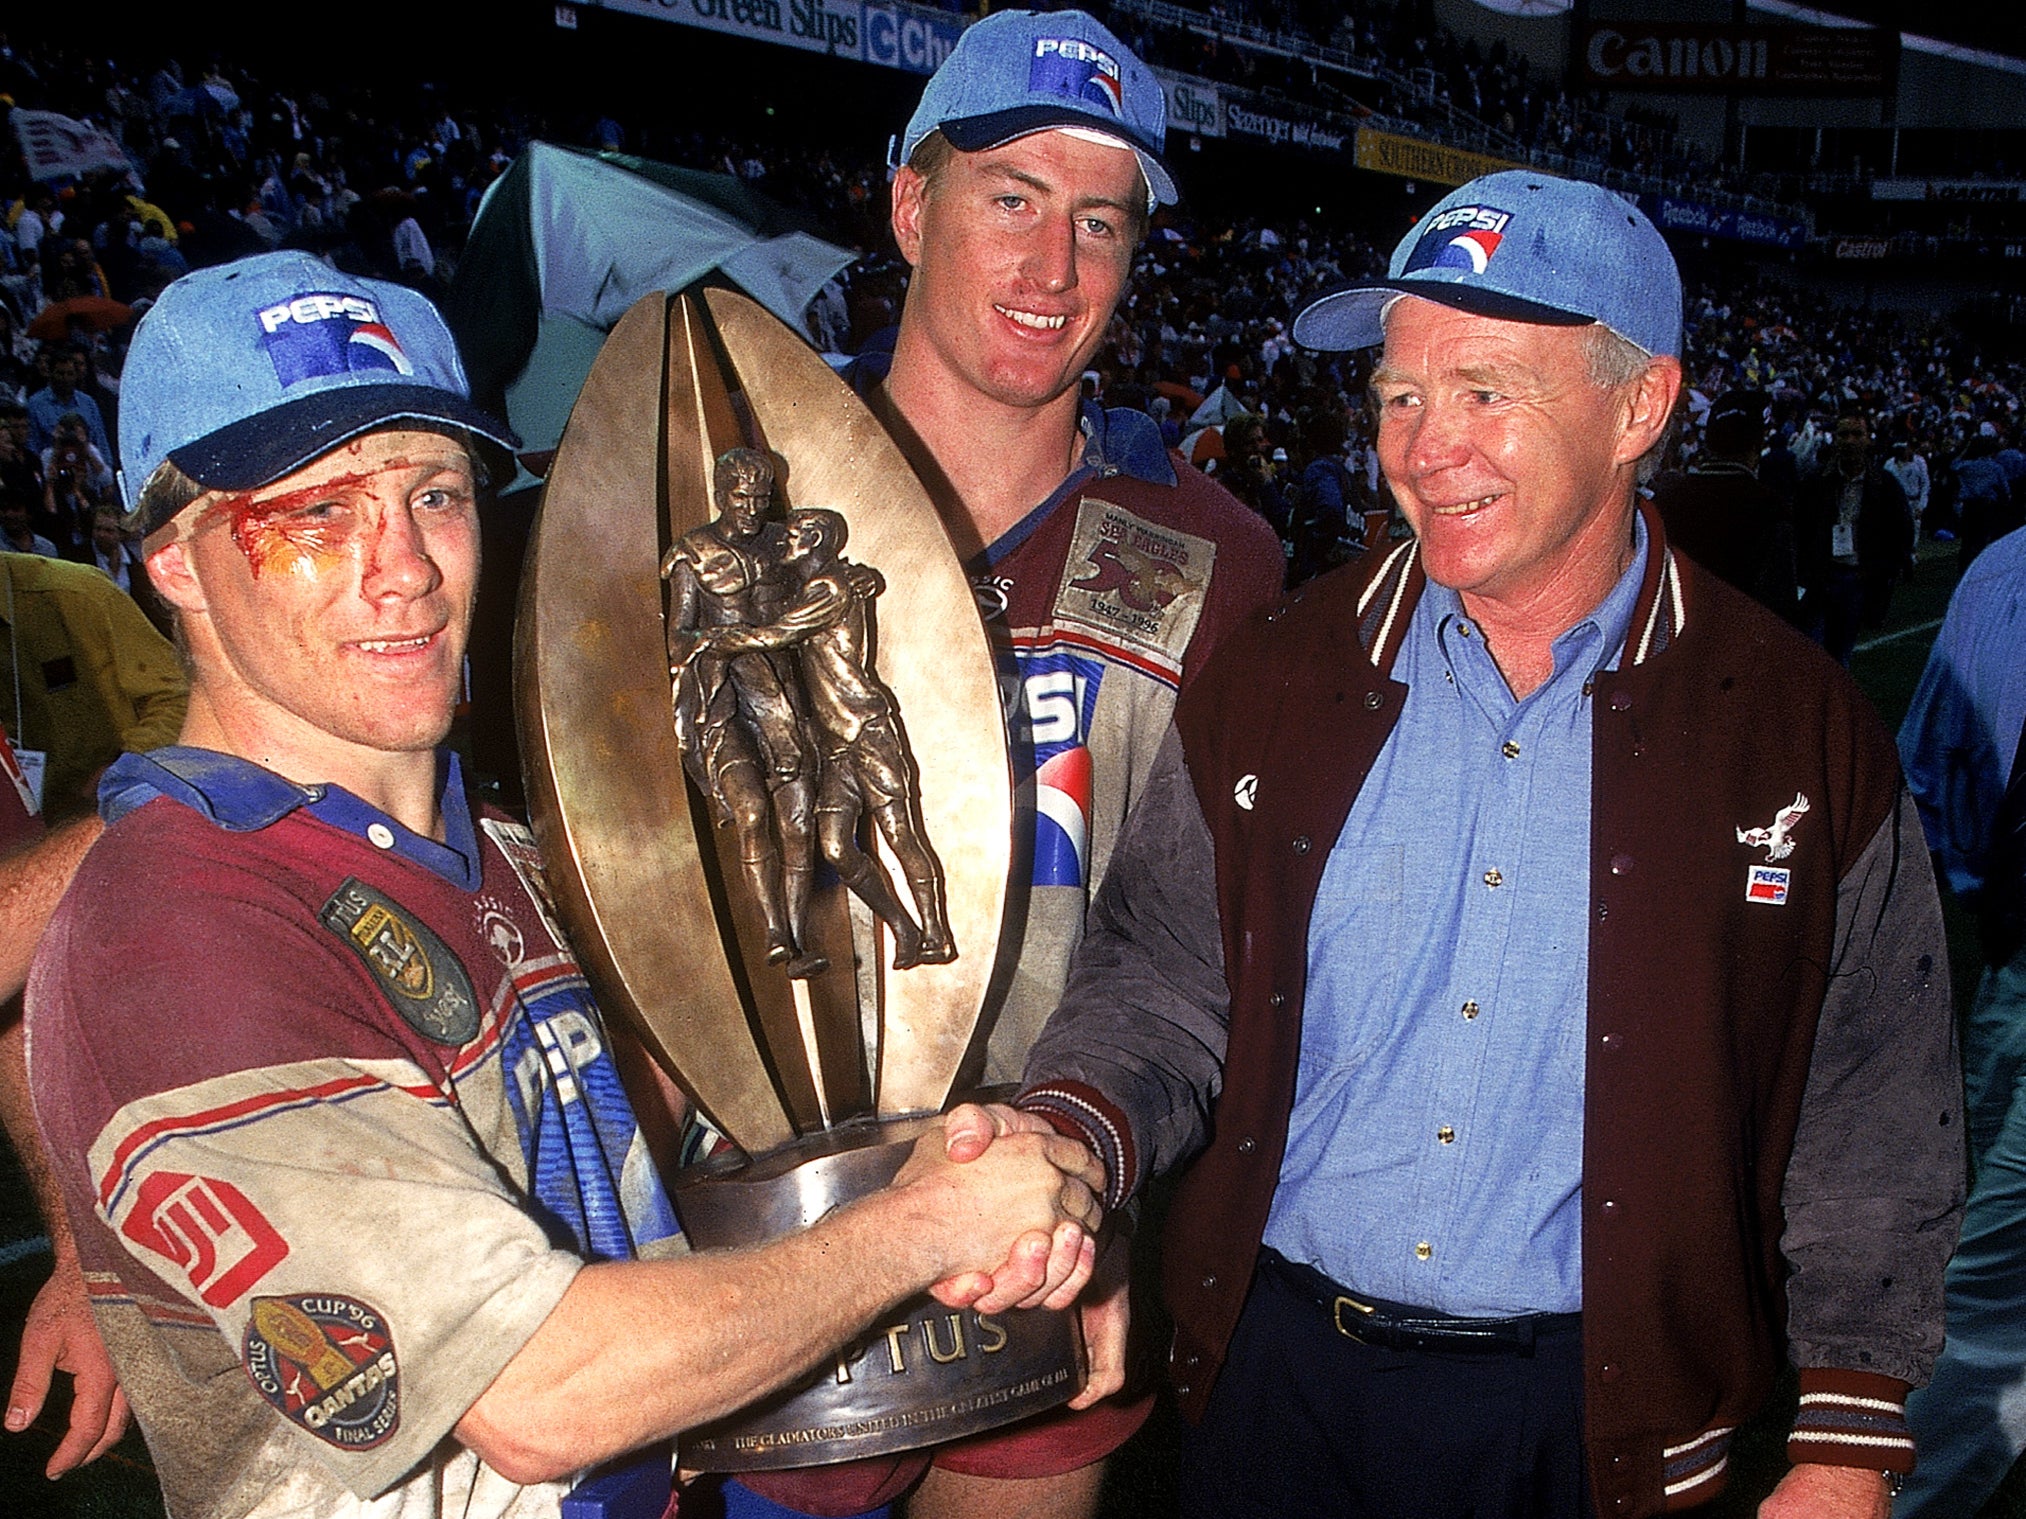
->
xmin=516 ymin=288 xmax=1081 ymax=1467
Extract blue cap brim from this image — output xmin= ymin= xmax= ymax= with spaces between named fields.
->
xmin=939 ymin=107 xmax=1177 ymax=208
xmin=1292 ymin=279 xmax=1596 ymax=353
xmin=136 ymin=383 xmax=519 ymax=535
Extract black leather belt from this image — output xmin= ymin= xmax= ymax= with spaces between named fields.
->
xmin=1261 ymin=1249 xmax=1579 ymax=1357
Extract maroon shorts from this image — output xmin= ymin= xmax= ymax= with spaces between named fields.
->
xmin=732 ymin=1390 xmax=1155 ymax=1514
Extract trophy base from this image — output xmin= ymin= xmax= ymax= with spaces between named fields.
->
xmin=675 ymin=1115 xmax=1086 ymax=1470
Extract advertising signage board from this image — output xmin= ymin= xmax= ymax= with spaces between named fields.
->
xmin=1644 ymin=194 xmax=1807 ymax=250
xmin=1353 ymin=128 xmax=1518 ymax=188
xmin=1225 ymin=101 xmax=1347 ymax=153
xmin=594 ymin=0 xmax=962 ymax=76
xmin=1154 ymin=69 xmax=1224 ymax=139
xmin=1575 ymin=22 xmax=1896 ymax=95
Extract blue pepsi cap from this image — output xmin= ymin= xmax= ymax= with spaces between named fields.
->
xmin=118 ymin=252 xmax=518 ymax=534
xmin=893 ymin=9 xmax=1176 ymax=212
xmin=1292 ymin=171 xmax=1682 ymax=360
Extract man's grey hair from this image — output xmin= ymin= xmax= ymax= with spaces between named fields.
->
xmin=1585 ymin=325 xmax=1673 ymax=484
xmin=1583 ymin=324 xmax=1655 ymax=391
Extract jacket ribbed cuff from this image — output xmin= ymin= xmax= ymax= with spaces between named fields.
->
xmin=1789 ymin=1369 xmax=1914 ymax=1473
xmin=1015 ymin=1081 xmax=1136 ymax=1211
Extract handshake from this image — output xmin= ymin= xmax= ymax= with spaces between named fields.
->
xmin=892 ymin=1102 xmax=1128 ymax=1410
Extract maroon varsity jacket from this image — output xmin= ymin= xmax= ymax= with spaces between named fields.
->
xmin=1022 ymin=507 xmax=1961 ymax=1516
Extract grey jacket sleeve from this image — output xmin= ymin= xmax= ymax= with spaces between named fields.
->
xmin=1780 ymin=785 xmax=1965 ymax=1386
xmin=1019 ymin=725 xmax=1231 ymax=1207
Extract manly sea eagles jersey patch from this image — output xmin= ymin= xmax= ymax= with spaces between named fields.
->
xmin=320 ymin=879 xmax=480 ymax=1045
xmin=244 ymin=1293 xmax=399 ymax=1450
xmin=1053 ymin=499 xmax=1215 ymax=666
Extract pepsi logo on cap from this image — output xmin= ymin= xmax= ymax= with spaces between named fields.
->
xmin=256 ymin=292 xmax=416 ymax=389
xmin=1031 ymin=37 xmax=1125 ymax=118
xmin=1402 ymin=206 xmax=1513 ymax=276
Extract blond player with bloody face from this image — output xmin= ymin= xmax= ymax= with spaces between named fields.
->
xmin=22 ymin=252 xmax=1104 ymax=1519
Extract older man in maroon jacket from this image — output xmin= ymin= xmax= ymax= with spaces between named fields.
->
xmin=951 ymin=172 xmax=1962 ymax=1519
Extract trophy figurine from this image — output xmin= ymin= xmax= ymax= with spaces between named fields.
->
xmin=515 ymin=288 xmax=1079 ymax=1466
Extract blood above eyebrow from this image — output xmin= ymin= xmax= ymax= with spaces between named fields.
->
xmin=204 ymin=457 xmax=460 ymax=579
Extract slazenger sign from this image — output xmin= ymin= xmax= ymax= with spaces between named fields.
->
xmin=1224 ymin=103 xmax=1346 ymax=153
xmin=1154 ymin=69 xmax=1223 ymax=139
xmin=1575 ymin=22 xmax=1895 ymax=95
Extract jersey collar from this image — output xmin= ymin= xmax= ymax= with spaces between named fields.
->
xmin=100 ymin=746 xmax=481 ymax=888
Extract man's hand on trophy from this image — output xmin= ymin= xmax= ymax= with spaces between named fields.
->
xmin=925 ymin=1102 xmax=1106 ymax=1315
xmin=891 ymin=1106 xmax=1104 ymax=1316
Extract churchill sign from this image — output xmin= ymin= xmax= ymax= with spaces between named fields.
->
xmin=1575 ymin=22 xmax=1896 ymax=96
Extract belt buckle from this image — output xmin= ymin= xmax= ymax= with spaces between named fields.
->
xmin=1332 ymin=1293 xmax=1378 ymax=1342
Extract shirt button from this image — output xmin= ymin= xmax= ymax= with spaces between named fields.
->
xmin=1185 ymin=1354 xmax=1201 ymax=1368
xmin=1609 ymin=852 xmax=1634 ymax=876
xmin=1600 ymin=1199 xmax=1618 ymax=1214
xmin=1610 ymin=692 xmax=1632 ymax=711
xmin=1501 ymin=740 xmax=1521 ymax=760
xmin=1600 ymin=1362 xmax=1622 ymax=1382
xmin=1457 ymin=622 xmax=1473 ymax=639
xmin=1462 ymin=1000 xmax=1480 ymax=1020
xmin=1269 ymin=992 xmax=1287 ymax=1009
xmin=1483 ymin=867 xmax=1504 ymax=888
xmin=1292 ymin=835 xmax=1312 ymax=854
xmin=1201 ymin=1273 xmax=1218 ymax=1289
xmin=1177 ymin=1384 xmax=1193 ymax=1398
xmin=1414 ymin=1241 xmax=1433 ymax=1261
xmin=367 ymin=823 xmax=396 ymax=849
xmin=1599 ymin=1032 xmax=1619 ymax=1050
xmin=1437 ymin=1125 xmax=1455 ymax=1144
xmin=1363 ymin=690 xmax=1383 ymax=710
xmin=1237 ymin=1136 xmax=1257 ymax=1154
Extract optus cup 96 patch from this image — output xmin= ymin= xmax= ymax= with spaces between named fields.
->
xmin=244 ymin=1293 xmax=400 ymax=1450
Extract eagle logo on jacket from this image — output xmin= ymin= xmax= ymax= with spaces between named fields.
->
xmin=1737 ymin=794 xmax=1810 ymax=861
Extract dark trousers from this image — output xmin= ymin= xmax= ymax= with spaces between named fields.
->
xmin=1179 ymin=1256 xmax=1593 ymax=1519
xmin=1814 ymin=566 xmax=1866 ymax=667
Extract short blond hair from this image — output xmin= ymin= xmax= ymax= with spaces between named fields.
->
xmin=131 ymin=458 xmax=207 ymax=545
xmin=905 ymin=128 xmax=1150 ymax=244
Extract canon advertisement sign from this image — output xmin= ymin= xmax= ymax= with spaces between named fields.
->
xmin=1575 ymin=22 xmax=1895 ymax=96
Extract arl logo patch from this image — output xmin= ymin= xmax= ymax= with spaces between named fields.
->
xmin=244 ymin=1293 xmax=399 ymax=1451
xmin=321 ymin=879 xmax=479 ymax=1045
xmin=122 ymin=1171 xmax=289 ymax=1308
xmin=1031 ymin=36 xmax=1125 ymax=117
xmin=257 ymin=292 xmax=414 ymax=389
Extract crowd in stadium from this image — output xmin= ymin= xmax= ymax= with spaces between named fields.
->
xmin=5 ymin=3 xmax=2026 ymax=1518
xmin=5 ymin=12 xmax=2026 ymax=604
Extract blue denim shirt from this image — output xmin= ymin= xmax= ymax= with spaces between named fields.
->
xmin=1262 ymin=516 xmax=1649 ymax=1315
xmin=1899 ymin=524 xmax=2026 ymax=900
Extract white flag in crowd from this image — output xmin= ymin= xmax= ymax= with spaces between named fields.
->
xmin=11 ymin=109 xmax=135 ymax=185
